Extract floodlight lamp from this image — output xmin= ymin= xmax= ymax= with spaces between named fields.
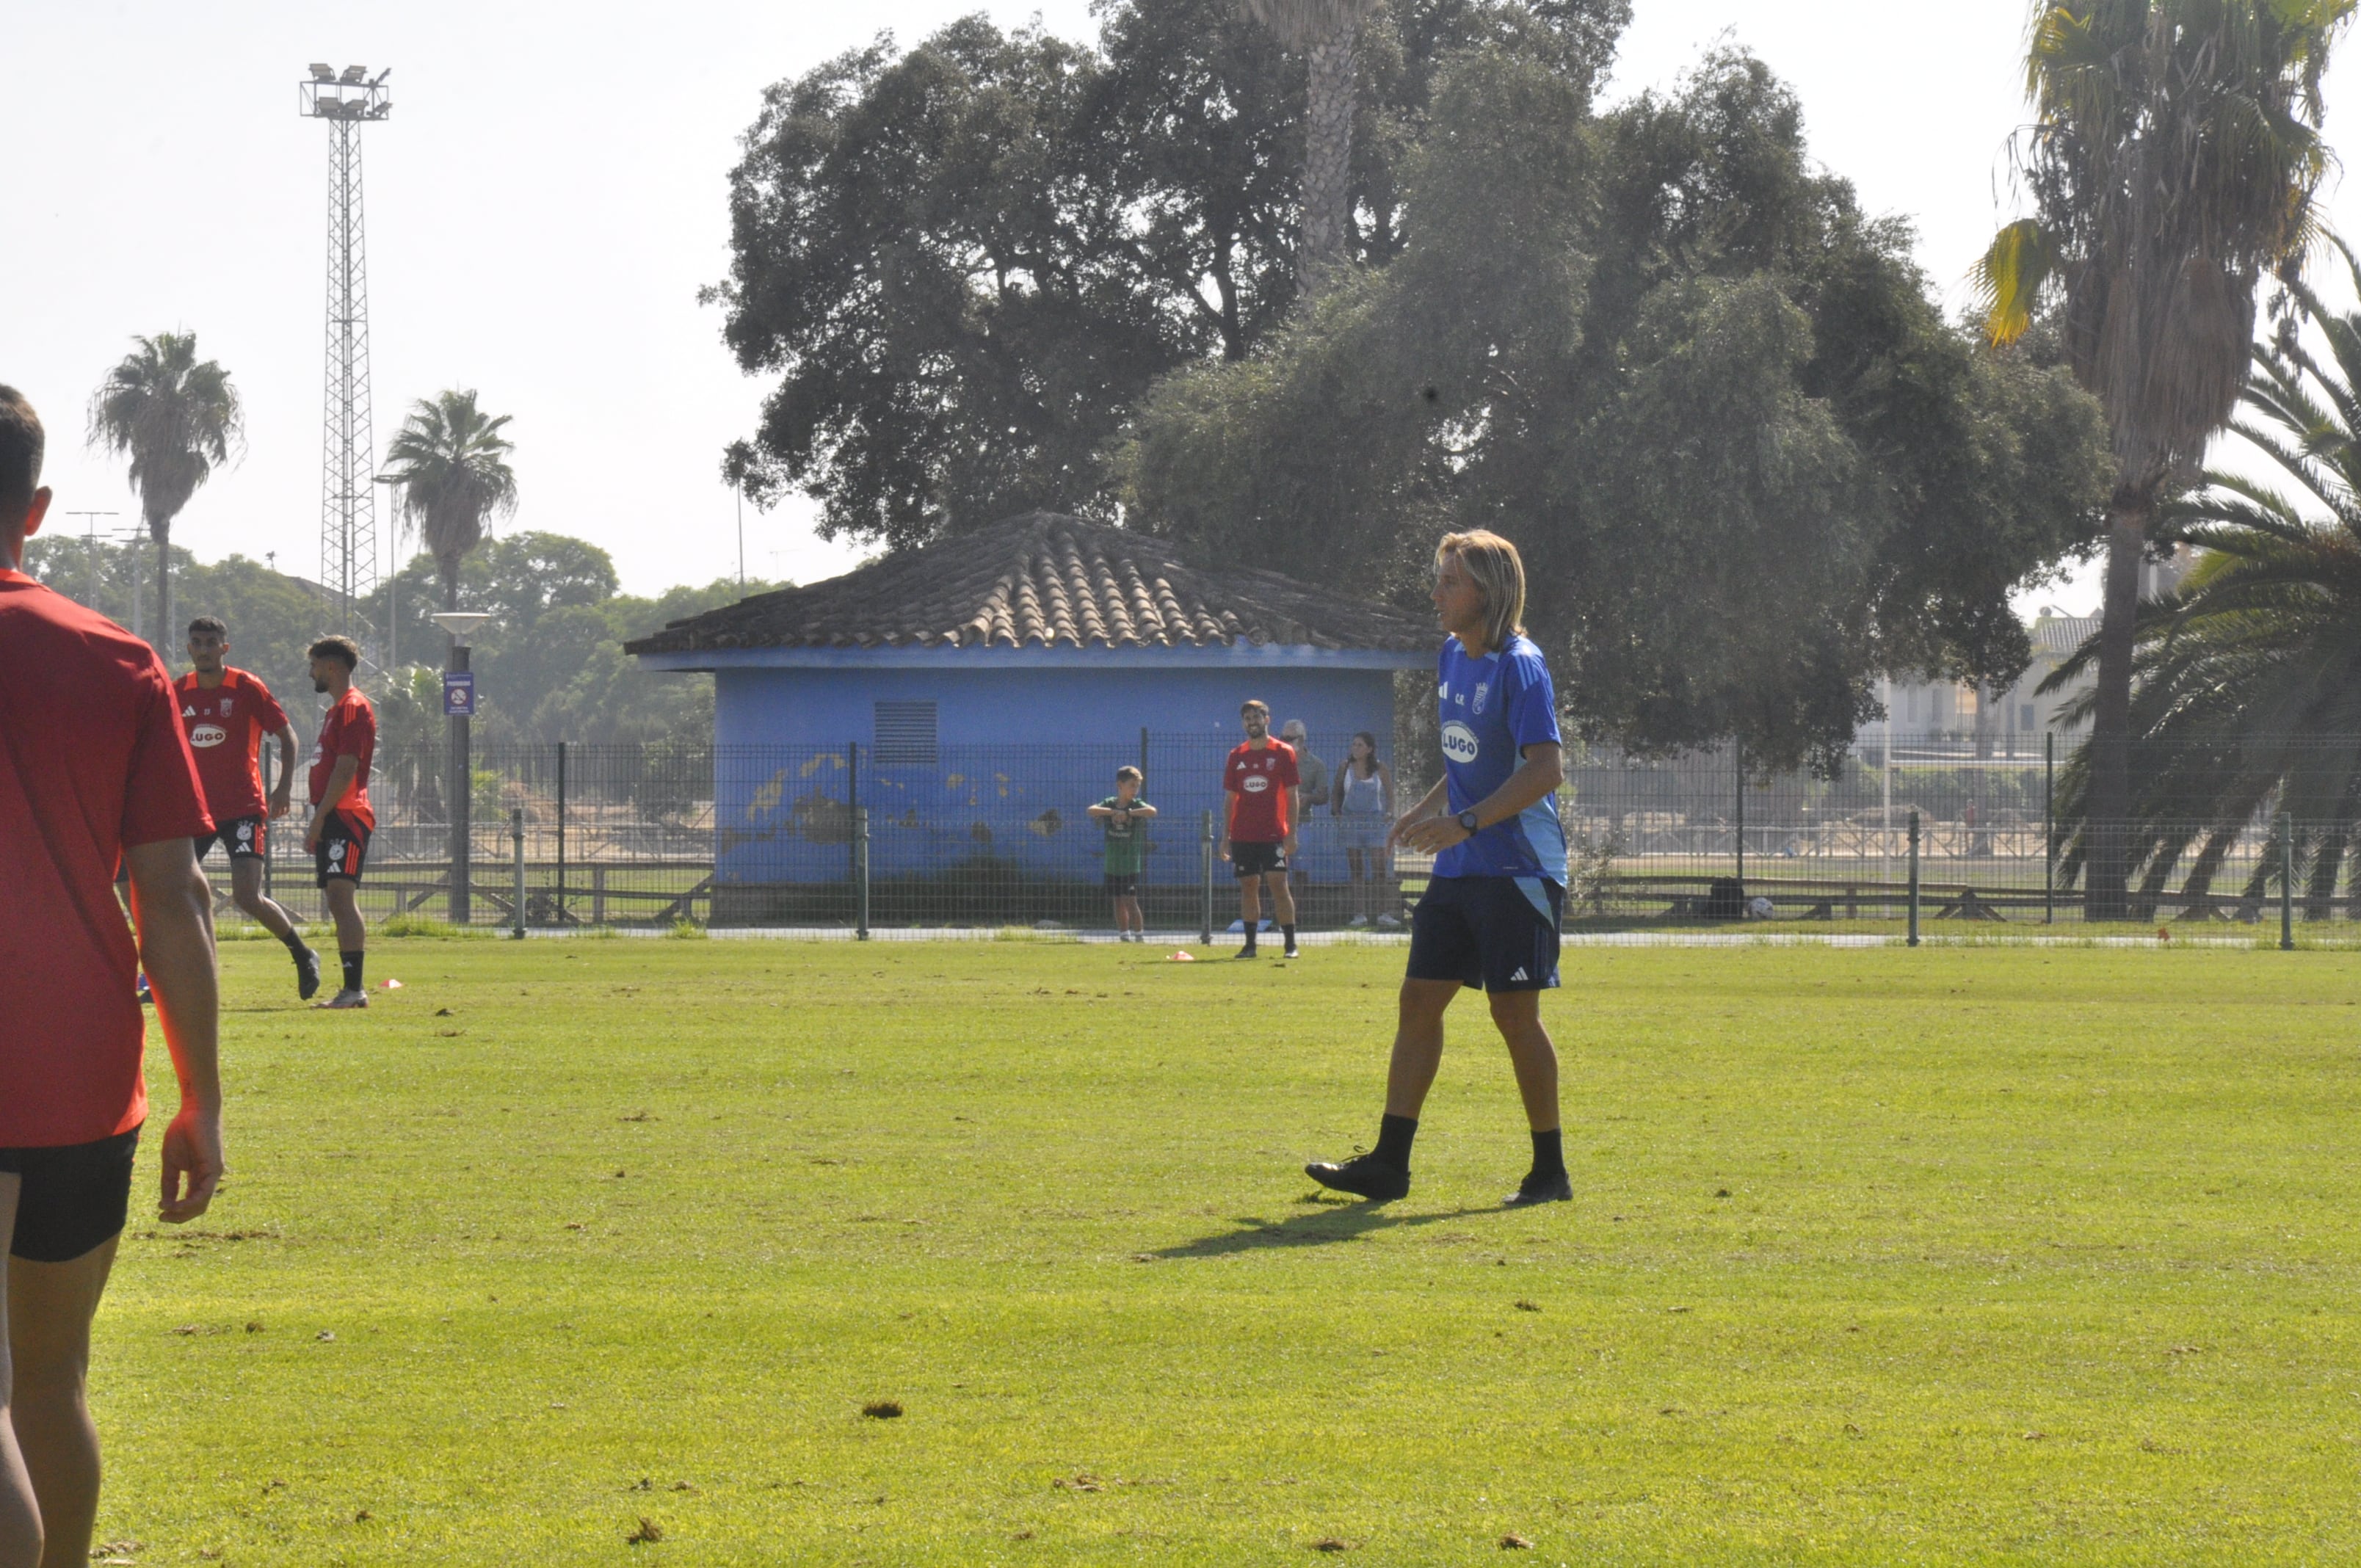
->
xmin=430 ymin=611 xmax=494 ymax=645
xmin=309 ymin=62 xmax=334 ymax=80
xmin=341 ymin=64 xmax=366 ymax=84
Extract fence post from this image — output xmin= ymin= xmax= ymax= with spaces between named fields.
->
xmin=1733 ymin=736 xmax=1745 ymax=890
xmin=510 ymin=807 xmax=526 ymax=940
xmin=448 ymin=644 xmax=472 ymax=927
xmin=1139 ymin=725 xmax=1150 ymax=782
xmin=1200 ymin=809 xmax=1215 ymax=947
xmin=2043 ymin=730 xmax=2054 ymax=925
xmin=847 ymin=739 xmax=860 ymax=909
xmin=2281 ymin=810 xmax=2296 ymax=951
xmin=1907 ymin=808 xmax=1921 ymax=948
xmin=556 ymin=741 xmax=567 ymax=926
xmin=855 ymin=806 xmax=871 ymax=940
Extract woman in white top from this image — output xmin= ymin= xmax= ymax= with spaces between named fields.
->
xmin=1332 ymin=730 xmax=1396 ymax=926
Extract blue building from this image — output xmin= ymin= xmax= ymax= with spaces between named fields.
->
xmin=625 ymin=513 xmax=1433 ymax=918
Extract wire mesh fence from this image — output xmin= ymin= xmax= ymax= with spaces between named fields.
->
xmin=225 ymin=732 xmax=2361 ymax=944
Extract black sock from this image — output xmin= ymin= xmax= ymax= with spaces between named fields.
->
xmin=1374 ymin=1113 xmax=1418 ymax=1169
xmin=1530 ymin=1128 xmax=1565 ymax=1178
xmin=280 ymin=929 xmax=308 ymax=955
xmin=1282 ymin=923 xmax=1297 ymax=948
xmin=341 ymin=951 xmax=365 ymax=992
xmin=1241 ymin=924 xmax=1257 ymax=948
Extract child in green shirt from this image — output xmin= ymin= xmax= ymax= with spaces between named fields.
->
xmin=1088 ymin=766 xmax=1157 ymax=943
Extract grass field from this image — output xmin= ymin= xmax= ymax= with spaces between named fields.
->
xmin=90 ymin=938 xmax=2361 ymax=1565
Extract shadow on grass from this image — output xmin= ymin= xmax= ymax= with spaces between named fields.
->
xmin=1150 ymin=1199 xmax=1506 ymax=1259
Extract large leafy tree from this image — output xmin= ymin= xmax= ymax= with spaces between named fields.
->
xmin=382 ymin=390 xmax=518 ymax=611
xmin=86 ymin=332 xmax=242 ymax=648
xmin=1975 ymin=0 xmax=2353 ymax=917
xmin=709 ymin=0 xmax=1629 ymax=551
xmin=2048 ymin=241 xmax=2361 ymax=916
xmin=1125 ymin=48 xmax=2115 ymax=772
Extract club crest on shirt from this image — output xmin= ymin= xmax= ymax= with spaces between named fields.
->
xmin=1473 ymin=681 xmax=1490 ymax=715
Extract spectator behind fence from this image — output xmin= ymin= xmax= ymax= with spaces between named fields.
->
xmin=1089 ymin=766 xmax=1157 ymax=943
xmin=1334 ymin=730 xmax=1397 ymax=927
xmin=1280 ymin=721 xmax=1330 ymax=811
xmin=1 ymin=383 xmax=226 ymax=1568
xmin=1279 ymin=719 xmax=1328 ymax=908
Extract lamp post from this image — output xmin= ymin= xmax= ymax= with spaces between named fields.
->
xmin=432 ymin=611 xmax=492 ymax=924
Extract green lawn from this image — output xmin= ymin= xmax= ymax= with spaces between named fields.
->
xmin=93 ymin=938 xmax=2361 ymax=1565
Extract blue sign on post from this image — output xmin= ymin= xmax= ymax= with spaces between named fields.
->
xmin=441 ymin=670 xmax=476 ymax=718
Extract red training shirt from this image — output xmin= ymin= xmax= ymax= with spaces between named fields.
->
xmin=1224 ymin=738 xmax=1299 ymax=843
xmin=308 ymin=685 xmax=377 ymax=832
xmin=175 ymin=667 xmax=291 ymax=823
xmin=0 ymin=569 xmax=212 ymax=1147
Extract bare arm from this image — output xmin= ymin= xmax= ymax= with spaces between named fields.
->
xmin=1128 ymin=802 xmax=1157 ymax=819
xmin=124 ymin=836 xmax=223 ymax=1223
xmin=1087 ymin=802 xmax=1116 ymax=819
xmin=267 ymin=725 xmax=300 ymax=819
xmin=1396 ymin=743 xmax=1564 ymax=854
xmin=305 ymin=754 xmax=360 ymax=849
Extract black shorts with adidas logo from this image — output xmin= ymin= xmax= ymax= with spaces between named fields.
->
xmin=1406 ymin=874 xmax=1562 ymax=992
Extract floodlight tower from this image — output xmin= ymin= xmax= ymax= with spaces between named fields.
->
xmin=300 ymin=63 xmax=393 ymax=637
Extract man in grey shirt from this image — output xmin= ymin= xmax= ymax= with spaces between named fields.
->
xmin=1281 ymin=721 xmax=1330 ymax=810
xmin=1280 ymin=720 xmax=1330 ymax=908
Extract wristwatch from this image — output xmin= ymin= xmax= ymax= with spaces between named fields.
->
xmin=1456 ymin=810 xmax=1481 ymax=835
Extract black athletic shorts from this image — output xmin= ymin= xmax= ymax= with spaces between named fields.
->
xmin=196 ymin=813 xmax=267 ymax=863
xmin=315 ymin=812 xmax=370 ymax=887
xmin=0 ymin=1128 xmax=140 ymax=1263
xmin=1103 ymin=872 xmax=1139 ymax=896
xmin=1407 ymin=874 xmax=1563 ymax=992
xmin=1231 ymin=841 xmax=1288 ymax=878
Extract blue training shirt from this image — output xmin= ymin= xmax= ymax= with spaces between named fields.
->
xmin=1433 ymin=633 xmax=1568 ymax=883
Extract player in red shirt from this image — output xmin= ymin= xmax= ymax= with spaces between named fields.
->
xmin=303 ymin=636 xmax=377 ymax=1009
xmin=1 ymin=385 xmax=225 ymax=1567
xmin=1220 ymin=697 xmax=1302 ymax=959
xmin=178 ymin=617 xmax=321 ymax=999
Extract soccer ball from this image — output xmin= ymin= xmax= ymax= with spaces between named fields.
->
xmin=1747 ymin=895 xmax=1774 ymax=920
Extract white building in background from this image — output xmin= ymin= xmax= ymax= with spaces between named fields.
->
xmin=1874 ymin=548 xmax=2194 ymax=755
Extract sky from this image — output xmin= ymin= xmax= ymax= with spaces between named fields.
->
xmin=8 ymin=2 xmax=2361 ymax=616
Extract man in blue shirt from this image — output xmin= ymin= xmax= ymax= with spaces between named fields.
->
xmin=1306 ymin=530 xmax=1572 ymax=1207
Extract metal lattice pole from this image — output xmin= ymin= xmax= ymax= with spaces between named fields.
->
xmin=301 ymin=66 xmax=391 ymax=644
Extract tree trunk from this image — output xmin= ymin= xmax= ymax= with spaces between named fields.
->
xmin=153 ymin=515 xmax=171 ymax=658
xmin=440 ymin=554 xmax=461 ymax=611
xmin=2083 ymin=495 xmax=2150 ymax=921
xmin=1296 ymin=26 xmax=1358 ymax=294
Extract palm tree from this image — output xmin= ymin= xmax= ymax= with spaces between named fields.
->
xmin=1974 ymin=0 xmax=2352 ymax=918
xmin=1243 ymin=0 xmax=1383 ymax=292
xmin=381 ymin=390 xmax=518 ymax=611
xmin=87 ymin=333 xmax=242 ymax=647
xmin=2045 ymin=238 xmax=2361 ymax=918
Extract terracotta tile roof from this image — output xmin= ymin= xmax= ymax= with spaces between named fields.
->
xmin=625 ymin=512 xmax=1436 ymax=656
xmin=2032 ymin=614 xmax=2099 ymax=659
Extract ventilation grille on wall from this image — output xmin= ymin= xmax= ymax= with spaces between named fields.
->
xmin=873 ymin=700 xmax=939 ymax=766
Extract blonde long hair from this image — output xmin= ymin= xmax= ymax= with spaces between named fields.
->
xmin=1436 ymin=530 xmax=1526 ymax=653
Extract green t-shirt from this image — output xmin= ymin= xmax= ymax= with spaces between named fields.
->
xmin=1097 ymin=796 xmax=1153 ymax=875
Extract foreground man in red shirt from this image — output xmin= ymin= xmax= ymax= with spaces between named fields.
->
xmin=0 ymin=385 xmax=225 ymax=1567
xmin=302 ymin=636 xmax=376 ymax=1009
xmin=176 ymin=617 xmax=321 ymax=1000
